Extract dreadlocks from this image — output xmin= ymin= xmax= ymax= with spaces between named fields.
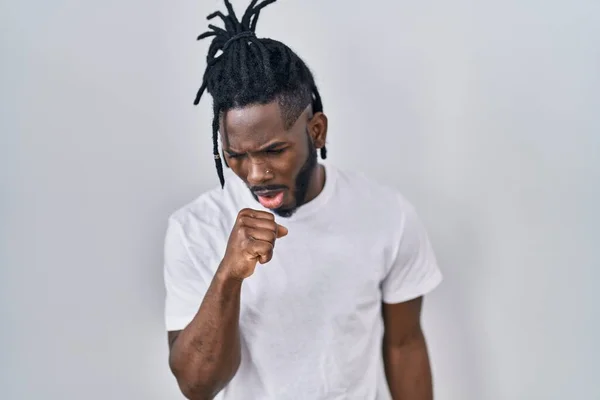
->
xmin=194 ymin=0 xmax=327 ymax=188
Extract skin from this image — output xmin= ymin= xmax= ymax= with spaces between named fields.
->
xmin=167 ymin=100 xmax=434 ymax=400
xmin=168 ymin=208 xmax=287 ymax=399
xmin=222 ymin=101 xmax=327 ymax=217
xmin=383 ymin=297 xmax=434 ymax=400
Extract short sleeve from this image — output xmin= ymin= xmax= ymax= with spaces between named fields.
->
xmin=163 ymin=217 xmax=211 ymax=332
xmin=381 ymin=200 xmax=443 ymax=304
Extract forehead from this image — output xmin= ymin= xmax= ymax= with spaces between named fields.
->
xmin=222 ymin=102 xmax=301 ymax=151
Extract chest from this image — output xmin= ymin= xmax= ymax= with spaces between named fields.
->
xmin=238 ymin=219 xmax=393 ymax=335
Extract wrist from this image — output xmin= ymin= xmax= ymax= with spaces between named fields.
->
xmin=215 ymin=264 xmax=245 ymax=286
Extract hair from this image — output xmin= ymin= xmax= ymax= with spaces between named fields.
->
xmin=194 ymin=0 xmax=327 ymax=188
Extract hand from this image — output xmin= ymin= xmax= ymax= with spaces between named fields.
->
xmin=220 ymin=208 xmax=288 ymax=280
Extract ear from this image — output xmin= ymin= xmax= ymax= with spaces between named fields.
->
xmin=308 ymin=112 xmax=328 ymax=150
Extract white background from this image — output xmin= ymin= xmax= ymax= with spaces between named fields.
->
xmin=2 ymin=0 xmax=599 ymax=399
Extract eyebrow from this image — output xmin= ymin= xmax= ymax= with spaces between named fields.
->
xmin=225 ymin=141 xmax=289 ymax=156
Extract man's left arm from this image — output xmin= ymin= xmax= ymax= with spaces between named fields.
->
xmin=382 ymin=296 xmax=433 ymax=400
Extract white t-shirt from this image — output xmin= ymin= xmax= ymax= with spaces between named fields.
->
xmin=163 ymin=162 xmax=442 ymax=400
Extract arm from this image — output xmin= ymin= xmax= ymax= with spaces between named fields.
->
xmin=382 ymin=296 xmax=433 ymax=400
xmin=168 ymin=267 xmax=243 ymax=400
xmin=165 ymin=209 xmax=287 ymax=400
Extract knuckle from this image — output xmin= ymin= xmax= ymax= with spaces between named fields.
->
xmin=264 ymin=242 xmax=275 ymax=254
xmin=239 ymin=208 xmax=253 ymax=217
xmin=257 ymin=210 xmax=273 ymax=220
xmin=254 ymin=241 xmax=266 ymax=252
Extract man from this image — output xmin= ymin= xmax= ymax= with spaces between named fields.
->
xmin=163 ymin=1 xmax=443 ymax=399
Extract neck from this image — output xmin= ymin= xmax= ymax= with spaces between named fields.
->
xmin=303 ymin=163 xmax=326 ymax=204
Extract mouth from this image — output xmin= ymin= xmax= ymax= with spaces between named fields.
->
xmin=253 ymin=189 xmax=286 ymax=209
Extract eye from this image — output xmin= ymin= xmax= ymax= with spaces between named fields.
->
xmin=266 ymin=148 xmax=285 ymax=155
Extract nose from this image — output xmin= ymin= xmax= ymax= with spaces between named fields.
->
xmin=246 ymin=161 xmax=272 ymax=186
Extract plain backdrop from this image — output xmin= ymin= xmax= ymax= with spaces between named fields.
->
xmin=2 ymin=0 xmax=599 ymax=399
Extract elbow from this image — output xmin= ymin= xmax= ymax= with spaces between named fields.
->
xmin=169 ymin=353 xmax=241 ymax=400
xmin=170 ymin=364 xmax=217 ymax=400
xmin=178 ymin=382 xmax=216 ymax=400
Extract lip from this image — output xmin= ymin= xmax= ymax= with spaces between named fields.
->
xmin=253 ymin=189 xmax=285 ymax=197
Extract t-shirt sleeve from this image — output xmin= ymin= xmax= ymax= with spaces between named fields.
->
xmin=381 ymin=199 xmax=443 ymax=304
xmin=163 ymin=216 xmax=211 ymax=332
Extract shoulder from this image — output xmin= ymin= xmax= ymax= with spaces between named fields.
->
xmin=168 ymin=177 xmax=244 ymax=238
xmin=330 ymin=164 xmax=415 ymax=216
xmin=328 ymin=164 xmax=426 ymax=248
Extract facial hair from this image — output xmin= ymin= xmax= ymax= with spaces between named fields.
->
xmin=249 ymin=133 xmax=318 ymax=218
xmin=276 ymin=138 xmax=318 ymax=218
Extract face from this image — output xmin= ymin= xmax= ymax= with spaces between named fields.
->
xmin=221 ymin=100 xmax=328 ymax=217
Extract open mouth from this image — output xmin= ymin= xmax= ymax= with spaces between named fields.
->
xmin=253 ymin=189 xmax=286 ymax=209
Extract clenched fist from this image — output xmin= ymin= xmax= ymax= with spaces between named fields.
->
xmin=219 ymin=208 xmax=288 ymax=280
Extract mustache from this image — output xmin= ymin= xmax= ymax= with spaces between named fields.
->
xmin=249 ymin=184 xmax=288 ymax=194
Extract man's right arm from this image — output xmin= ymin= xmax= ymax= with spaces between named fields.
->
xmin=165 ymin=208 xmax=287 ymax=400
xmin=168 ymin=268 xmax=243 ymax=400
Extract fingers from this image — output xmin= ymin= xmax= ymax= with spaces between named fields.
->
xmin=248 ymin=225 xmax=285 ymax=264
xmin=276 ymin=224 xmax=288 ymax=238
xmin=235 ymin=209 xmax=288 ymax=266
xmin=258 ymin=251 xmax=271 ymax=265
xmin=240 ymin=219 xmax=288 ymax=240
xmin=239 ymin=214 xmax=277 ymax=232
xmin=246 ymin=237 xmax=274 ymax=264
xmin=239 ymin=208 xmax=275 ymax=220
xmin=238 ymin=209 xmax=288 ymax=241
xmin=245 ymin=226 xmax=277 ymax=243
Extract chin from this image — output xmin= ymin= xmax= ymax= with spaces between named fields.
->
xmin=274 ymin=208 xmax=297 ymax=218
xmin=273 ymin=201 xmax=298 ymax=218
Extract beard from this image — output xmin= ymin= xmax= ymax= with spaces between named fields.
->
xmin=250 ymin=133 xmax=318 ymax=218
xmin=275 ymin=139 xmax=318 ymax=218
